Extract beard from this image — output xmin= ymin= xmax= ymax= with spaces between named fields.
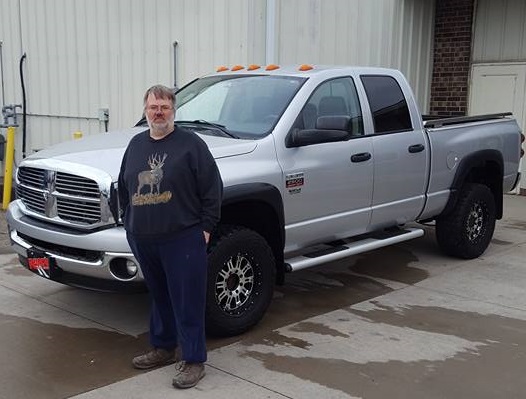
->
xmin=147 ymin=116 xmax=174 ymax=136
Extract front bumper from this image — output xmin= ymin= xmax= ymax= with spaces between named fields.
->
xmin=6 ymin=200 xmax=145 ymax=291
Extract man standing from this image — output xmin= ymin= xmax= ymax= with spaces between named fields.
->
xmin=118 ymin=85 xmax=223 ymax=389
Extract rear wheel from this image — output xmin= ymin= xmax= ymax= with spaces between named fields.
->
xmin=206 ymin=225 xmax=275 ymax=337
xmin=436 ymin=183 xmax=496 ymax=259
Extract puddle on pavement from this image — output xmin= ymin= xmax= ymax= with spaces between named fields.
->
xmin=348 ymin=245 xmax=428 ymax=284
xmin=501 ymin=220 xmax=526 ymax=230
xmin=209 ymin=269 xmax=393 ymax=349
xmin=261 ymin=272 xmax=390 ymax=332
xmin=0 ymin=254 xmax=23 ymax=267
xmin=290 ymin=321 xmax=350 ymax=338
xmin=0 ymin=313 xmax=148 ymax=399
xmin=3 ymin=264 xmax=34 ymax=277
xmin=212 ymin=245 xmax=426 ymax=348
xmin=491 ymin=238 xmax=513 ymax=246
xmin=243 ymin=305 xmax=526 ymax=398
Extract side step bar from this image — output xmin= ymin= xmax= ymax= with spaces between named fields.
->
xmin=284 ymin=227 xmax=424 ymax=272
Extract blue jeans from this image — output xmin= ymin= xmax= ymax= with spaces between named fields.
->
xmin=127 ymin=227 xmax=208 ymax=363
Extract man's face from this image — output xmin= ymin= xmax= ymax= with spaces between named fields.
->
xmin=145 ymin=93 xmax=175 ymax=132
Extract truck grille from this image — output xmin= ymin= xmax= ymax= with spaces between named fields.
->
xmin=56 ymin=172 xmax=100 ymax=198
xmin=16 ymin=166 xmax=105 ymax=227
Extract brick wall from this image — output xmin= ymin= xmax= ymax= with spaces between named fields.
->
xmin=429 ymin=0 xmax=475 ymax=116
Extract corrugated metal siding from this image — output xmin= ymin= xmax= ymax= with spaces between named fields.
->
xmin=473 ymin=0 xmax=526 ymax=63
xmin=1 ymin=0 xmax=266 ymax=157
xmin=0 ymin=0 xmax=434 ymax=161
xmin=276 ymin=0 xmax=435 ymax=112
xmin=0 ymin=0 xmax=23 ymax=111
xmin=0 ymin=0 xmax=24 ymax=159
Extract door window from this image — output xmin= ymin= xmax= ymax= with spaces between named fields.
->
xmin=361 ymin=75 xmax=412 ymax=133
xmin=293 ymin=77 xmax=364 ymax=136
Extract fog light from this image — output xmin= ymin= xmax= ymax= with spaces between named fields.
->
xmin=126 ymin=260 xmax=138 ymax=275
xmin=109 ymin=257 xmax=138 ymax=281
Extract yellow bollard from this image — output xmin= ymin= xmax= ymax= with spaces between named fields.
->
xmin=73 ymin=131 xmax=83 ymax=139
xmin=2 ymin=126 xmax=16 ymax=210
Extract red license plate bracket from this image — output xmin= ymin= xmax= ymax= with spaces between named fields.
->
xmin=27 ymin=248 xmax=54 ymax=279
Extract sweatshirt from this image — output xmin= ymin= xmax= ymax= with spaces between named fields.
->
xmin=118 ymin=126 xmax=223 ymax=240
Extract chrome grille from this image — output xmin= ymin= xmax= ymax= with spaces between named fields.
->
xmin=18 ymin=167 xmax=46 ymax=187
xmin=56 ymin=172 xmax=100 ymax=198
xmin=16 ymin=185 xmax=46 ymax=213
xmin=16 ymin=166 xmax=106 ymax=227
xmin=57 ymin=198 xmax=101 ymax=223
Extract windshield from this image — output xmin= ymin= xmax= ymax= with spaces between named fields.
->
xmin=174 ymin=75 xmax=306 ymax=139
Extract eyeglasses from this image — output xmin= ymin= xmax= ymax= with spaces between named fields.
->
xmin=146 ymin=105 xmax=173 ymax=113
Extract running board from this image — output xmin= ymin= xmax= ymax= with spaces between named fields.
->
xmin=284 ymin=227 xmax=424 ymax=272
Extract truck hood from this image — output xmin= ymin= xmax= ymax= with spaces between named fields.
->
xmin=22 ymin=127 xmax=258 ymax=180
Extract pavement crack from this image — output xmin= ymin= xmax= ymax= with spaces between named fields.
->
xmin=206 ymin=363 xmax=294 ymax=398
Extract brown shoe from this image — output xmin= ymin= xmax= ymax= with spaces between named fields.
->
xmin=132 ymin=348 xmax=179 ymax=370
xmin=172 ymin=362 xmax=205 ymax=389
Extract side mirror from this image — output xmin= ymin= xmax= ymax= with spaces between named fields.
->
xmin=316 ymin=115 xmax=351 ymax=130
xmin=287 ymin=115 xmax=351 ymax=147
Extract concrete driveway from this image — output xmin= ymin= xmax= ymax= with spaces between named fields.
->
xmin=1 ymin=194 xmax=525 ymax=398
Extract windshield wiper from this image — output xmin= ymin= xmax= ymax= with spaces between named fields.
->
xmin=176 ymin=119 xmax=239 ymax=139
xmin=134 ymin=115 xmax=147 ymax=126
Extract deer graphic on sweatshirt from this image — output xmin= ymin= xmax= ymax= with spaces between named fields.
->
xmin=136 ymin=153 xmax=167 ymax=196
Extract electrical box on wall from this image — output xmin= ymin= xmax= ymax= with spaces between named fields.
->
xmin=98 ymin=108 xmax=109 ymax=122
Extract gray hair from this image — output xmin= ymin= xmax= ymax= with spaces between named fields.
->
xmin=143 ymin=85 xmax=176 ymax=109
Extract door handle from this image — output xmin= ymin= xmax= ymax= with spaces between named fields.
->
xmin=350 ymin=152 xmax=372 ymax=163
xmin=408 ymin=144 xmax=425 ymax=153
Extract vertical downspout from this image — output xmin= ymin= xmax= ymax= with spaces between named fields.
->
xmin=265 ymin=0 xmax=276 ymax=64
xmin=18 ymin=0 xmax=24 ymax=51
xmin=173 ymin=41 xmax=178 ymax=90
xmin=0 ymin=41 xmax=5 ymax=106
xmin=18 ymin=0 xmax=28 ymax=158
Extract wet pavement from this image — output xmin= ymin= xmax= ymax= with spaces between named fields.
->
xmin=0 ymin=194 xmax=525 ymax=398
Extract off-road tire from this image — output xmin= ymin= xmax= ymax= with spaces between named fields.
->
xmin=436 ymin=183 xmax=496 ymax=259
xmin=206 ymin=225 xmax=275 ymax=337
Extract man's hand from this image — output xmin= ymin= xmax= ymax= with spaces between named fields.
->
xmin=203 ymin=231 xmax=210 ymax=244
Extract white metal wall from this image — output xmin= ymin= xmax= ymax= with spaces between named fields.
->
xmin=472 ymin=0 xmax=526 ymax=63
xmin=275 ymin=0 xmax=435 ymax=112
xmin=0 ymin=0 xmax=266 ymax=158
xmin=471 ymin=0 xmax=526 ymax=192
xmin=0 ymin=0 xmax=435 ymax=162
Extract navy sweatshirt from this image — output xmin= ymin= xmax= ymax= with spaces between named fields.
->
xmin=118 ymin=127 xmax=223 ymax=240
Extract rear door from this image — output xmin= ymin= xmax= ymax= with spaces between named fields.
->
xmin=360 ymin=75 xmax=429 ymax=229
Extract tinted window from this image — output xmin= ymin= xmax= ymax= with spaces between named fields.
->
xmin=360 ymin=75 xmax=412 ymax=133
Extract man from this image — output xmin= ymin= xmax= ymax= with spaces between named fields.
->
xmin=118 ymin=84 xmax=223 ymax=389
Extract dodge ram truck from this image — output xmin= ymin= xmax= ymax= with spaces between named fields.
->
xmin=6 ymin=64 xmax=524 ymax=337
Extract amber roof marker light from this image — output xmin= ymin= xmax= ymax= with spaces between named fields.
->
xmin=265 ymin=64 xmax=280 ymax=71
xmin=298 ymin=64 xmax=314 ymax=71
xmin=231 ymin=65 xmax=245 ymax=71
xmin=216 ymin=66 xmax=229 ymax=72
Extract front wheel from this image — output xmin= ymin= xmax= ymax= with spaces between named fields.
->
xmin=206 ymin=226 xmax=275 ymax=337
xmin=436 ymin=183 xmax=496 ymax=259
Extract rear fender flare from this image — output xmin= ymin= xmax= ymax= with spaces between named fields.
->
xmin=440 ymin=149 xmax=503 ymax=219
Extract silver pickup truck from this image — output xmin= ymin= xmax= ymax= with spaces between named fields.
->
xmin=6 ymin=65 xmax=523 ymax=336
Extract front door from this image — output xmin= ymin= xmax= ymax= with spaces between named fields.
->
xmin=279 ymin=77 xmax=374 ymax=253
